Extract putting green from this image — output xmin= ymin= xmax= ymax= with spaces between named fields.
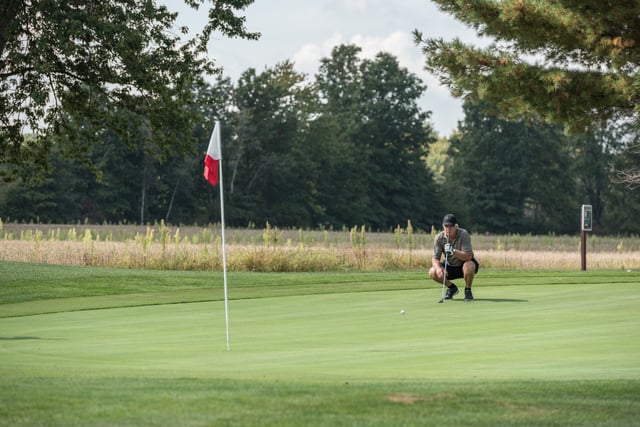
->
xmin=1 ymin=283 xmax=638 ymax=382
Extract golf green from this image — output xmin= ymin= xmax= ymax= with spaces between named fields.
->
xmin=2 ymin=282 xmax=638 ymax=382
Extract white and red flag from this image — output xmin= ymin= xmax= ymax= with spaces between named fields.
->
xmin=204 ymin=121 xmax=221 ymax=186
xmin=202 ymin=120 xmax=230 ymax=351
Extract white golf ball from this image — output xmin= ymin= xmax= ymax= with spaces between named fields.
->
xmin=400 ymin=309 xmax=405 ymax=315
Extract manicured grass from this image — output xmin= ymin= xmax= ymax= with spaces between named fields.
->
xmin=1 ymin=262 xmax=639 ymax=426
xmin=1 ymin=377 xmax=638 ymax=427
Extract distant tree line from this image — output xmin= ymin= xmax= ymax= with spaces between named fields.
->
xmin=1 ymin=44 xmax=639 ymax=234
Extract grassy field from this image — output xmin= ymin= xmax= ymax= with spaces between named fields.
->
xmin=1 ymin=221 xmax=640 ymax=271
xmin=3 ymin=221 xmax=640 ymax=251
xmin=1 ymin=262 xmax=639 ymax=426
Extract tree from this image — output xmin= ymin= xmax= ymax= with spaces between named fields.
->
xmin=446 ymin=101 xmax=577 ymax=234
xmin=0 ymin=128 xmax=142 ymax=223
xmin=0 ymin=0 xmax=259 ymax=182
xmin=426 ymin=135 xmax=453 ymax=185
xmin=414 ymin=0 xmax=640 ymax=185
xmin=567 ymin=128 xmax=618 ymax=232
xmin=613 ymin=120 xmax=640 ymax=189
xmin=226 ymin=62 xmax=319 ymax=227
xmin=315 ymin=44 xmax=441 ymax=230
xmin=358 ymin=51 xmax=440 ymax=229
xmin=602 ymin=123 xmax=640 ymax=234
xmin=0 ymin=75 xmax=234 ymax=225
xmin=314 ymin=45 xmax=372 ymax=228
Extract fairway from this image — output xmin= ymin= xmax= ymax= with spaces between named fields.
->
xmin=1 ymin=264 xmax=639 ymax=426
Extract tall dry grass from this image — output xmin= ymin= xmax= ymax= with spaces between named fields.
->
xmin=1 ymin=222 xmax=638 ymax=271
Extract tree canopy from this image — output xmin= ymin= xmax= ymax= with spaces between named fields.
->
xmin=0 ymin=0 xmax=258 ymax=182
xmin=414 ymin=1 xmax=640 ymax=133
xmin=315 ymin=45 xmax=441 ymax=229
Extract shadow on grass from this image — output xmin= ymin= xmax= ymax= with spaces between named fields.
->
xmin=0 ymin=336 xmax=64 ymax=341
xmin=442 ymin=298 xmax=528 ymax=303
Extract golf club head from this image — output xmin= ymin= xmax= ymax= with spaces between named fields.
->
xmin=437 ymin=298 xmax=444 ymax=303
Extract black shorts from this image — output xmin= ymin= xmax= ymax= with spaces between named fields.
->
xmin=440 ymin=258 xmax=479 ymax=280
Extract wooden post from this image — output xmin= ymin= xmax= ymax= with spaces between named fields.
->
xmin=580 ymin=229 xmax=587 ymax=271
xmin=580 ymin=205 xmax=592 ymax=271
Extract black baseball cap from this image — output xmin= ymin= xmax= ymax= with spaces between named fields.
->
xmin=442 ymin=214 xmax=457 ymax=226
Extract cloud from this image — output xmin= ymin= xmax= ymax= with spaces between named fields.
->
xmin=343 ymin=0 xmax=369 ymax=11
xmin=290 ymin=31 xmax=463 ymax=135
xmin=292 ymin=33 xmax=345 ymax=75
xmin=293 ymin=31 xmax=420 ymax=75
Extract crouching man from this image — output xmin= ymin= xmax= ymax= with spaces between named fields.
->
xmin=429 ymin=214 xmax=479 ymax=301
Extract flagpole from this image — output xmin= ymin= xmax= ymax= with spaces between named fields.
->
xmin=215 ymin=120 xmax=231 ymax=351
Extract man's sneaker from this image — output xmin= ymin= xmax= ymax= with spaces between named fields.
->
xmin=445 ymin=284 xmax=459 ymax=300
xmin=464 ymin=288 xmax=474 ymax=301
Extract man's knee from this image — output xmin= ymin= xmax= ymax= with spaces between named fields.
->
xmin=463 ymin=261 xmax=476 ymax=276
xmin=429 ymin=267 xmax=440 ymax=281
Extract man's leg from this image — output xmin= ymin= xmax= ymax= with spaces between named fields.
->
xmin=462 ymin=260 xmax=477 ymax=301
xmin=430 ymin=264 xmax=459 ymax=299
xmin=463 ymin=260 xmax=475 ymax=288
xmin=428 ymin=266 xmax=441 ymax=284
xmin=429 ymin=265 xmax=455 ymax=286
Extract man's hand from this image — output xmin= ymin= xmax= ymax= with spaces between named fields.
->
xmin=444 ymin=243 xmax=454 ymax=255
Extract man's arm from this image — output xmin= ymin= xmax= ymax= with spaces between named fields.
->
xmin=432 ymin=256 xmax=443 ymax=269
xmin=452 ymin=248 xmax=472 ymax=262
xmin=455 ymin=230 xmax=474 ymax=261
xmin=432 ymin=234 xmax=445 ymax=269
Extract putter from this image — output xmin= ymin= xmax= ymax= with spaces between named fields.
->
xmin=437 ymin=254 xmax=447 ymax=303
xmin=438 ymin=231 xmax=450 ymax=303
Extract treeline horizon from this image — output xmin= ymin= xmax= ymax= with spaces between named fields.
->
xmin=1 ymin=44 xmax=639 ymax=235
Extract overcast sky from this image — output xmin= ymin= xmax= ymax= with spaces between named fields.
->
xmin=170 ymin=1 xmax=483 ymax=136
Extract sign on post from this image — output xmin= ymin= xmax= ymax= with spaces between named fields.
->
xmin=581 ymin=204 xmax=593 ymax=231
xmin=580 ymin=204 xmax=592 ymax=270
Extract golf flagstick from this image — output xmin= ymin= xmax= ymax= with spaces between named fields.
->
xmin=203 ymin=120 xmax=230 ymax=351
